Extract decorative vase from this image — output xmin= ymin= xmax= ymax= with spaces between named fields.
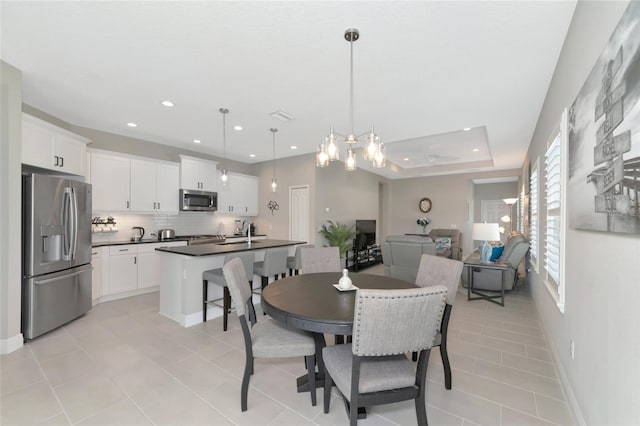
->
xmin=338 ymin=269 xmax=352 ymax=290
xmin=422 ymin=226 xmax=427 ymax=234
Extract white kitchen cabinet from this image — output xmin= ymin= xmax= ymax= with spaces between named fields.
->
xmin=91 ymin=248 xmax=104 ymax=304
xmin=130 ymin=159 xmax=179 ymax=214
xmin=22 ymin=113 xmax=90 ymax=176
xmin=180 ymin=155 xmax=218 ymax=192
xmin=90 ymin=152 xmax=131 ymax=212
xmin=217 ymin=172 xmax=259 ymax=216
xmin=102 ymin=241 xmax=187 ymax=300
xmin=107 ymin=245 xmax=138 ymax=294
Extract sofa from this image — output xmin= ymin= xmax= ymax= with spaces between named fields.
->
xmin=428 ymin=229 xmax=463 ymax=261
xmin=381 ymin=235 xmax=437 ymax=283
xmin=463 ymin=232 xmax=529 ymax=291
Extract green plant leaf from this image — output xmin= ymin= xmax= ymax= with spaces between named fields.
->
xmin=318 ymin=220 xmax=356 ymax=257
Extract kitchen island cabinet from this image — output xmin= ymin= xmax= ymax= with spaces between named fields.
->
xmin=156 ymin=239 xmax=304 ymax=327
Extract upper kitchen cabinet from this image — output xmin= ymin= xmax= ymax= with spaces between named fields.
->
xmin=90 ymin=151 xmax=131 ymax=212
xmin=90 ymin=150 xmax=179 ymax=214
xmin=217 ymin=171 xmax=259 ymax=216
xmin=22 ymin=113 xmax=91 ymax=176
xmin=180 ymin=155 xmax=218 ymax=192
xmin=130 ymin=159 xmax=179 ymax=214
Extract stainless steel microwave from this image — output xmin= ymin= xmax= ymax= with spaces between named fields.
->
xmin=179 ymin=189 xmax=217 ymax=211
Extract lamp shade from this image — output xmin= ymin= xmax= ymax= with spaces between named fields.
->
xmin=503 ymin=198 xmax=518 ymax=205
xmin=472 ymin=223 xmax=500 ymax=241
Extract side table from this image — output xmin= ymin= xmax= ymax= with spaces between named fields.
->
xmin=463 ymin=255 xmax=509 ymax=306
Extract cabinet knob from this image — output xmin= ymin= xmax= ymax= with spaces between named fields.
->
xmin=60 ymin=156 xmax=64 ymax=167
xmin=157 ymin=202 xmax=160 ymax=209
xmin=153 ymin=202 xmax=156 ymax=209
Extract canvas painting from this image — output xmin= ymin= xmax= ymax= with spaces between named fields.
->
xmin=568 ymin=2 xmax=640 ymax=234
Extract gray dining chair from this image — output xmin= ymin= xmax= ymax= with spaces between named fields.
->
xmin=300 ymin=247 xmax=341 ymax=274
xmin=253 ymin=247 xmax=289 ymax=292
xmin=287 ymin=244 xmax=314 ymax=276
xmin=223 ymin=257 xmax=317 ymax=411
xmin=322 ymin=286 xmax=448 ymax=425
xmin=202 ymin=252 xmax=255 ymax=330
xmin=412 ymin=253 xmax=464 ymax=389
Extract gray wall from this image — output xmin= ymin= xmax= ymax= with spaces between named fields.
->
xmin=0 ymin=61 xmax=23 ymax=351
xmin=523 ymin=1 xmax=639 ymax=424
xmin=386 ymin=169 xmax=520 ymax=255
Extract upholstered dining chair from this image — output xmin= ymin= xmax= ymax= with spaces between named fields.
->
xmin=300 ymin=247 xmax=341 ymax=273
xmin=223 ymin=257 xmax=317 ymax=411
xmin=412 ymin=253 xmax=464 ymax=390
xmin=253 ymin=247 xmax=289 ymax=291
xmin=322 ymin=286 xmax=448 ymax=425
xmin=286 ymin=244 xmax=314 ymax=276
xmin=202 ymin=252 xmax=255 ymax=330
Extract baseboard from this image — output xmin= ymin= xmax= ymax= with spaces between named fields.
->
xmin=534 ymin=305 xmax=586 ymax=426
xmin=0 ymin=333 xmax=24 ymax=354
xmin=97 ymin=286 xmax=158 ymax=303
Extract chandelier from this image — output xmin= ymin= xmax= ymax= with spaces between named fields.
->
xmin=219 ymin=107 xmax=229 ymax=184
xmin=316 ymin=28 xmax=385 ymax=171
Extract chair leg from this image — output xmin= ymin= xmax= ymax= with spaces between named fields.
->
xmin=440 ymin=343 xmax=452 ymax=390
xmin=289 ymin=268 xmax=293 ymax=276
xmin=222 ymin=286 xmax=230 ymax=331
xmin=306 ymin=355 xmax=317 ymax=406
xmin=261 ymin=275 xmax=268 ymax=290
xmin=202 ymin=280 xmax=207 ymax=323
xmin=412 ymin=351 xmax=418 ymax=362
xmin=295 ymin=269 xmax=299 ymax=276
xmin=415 ymin=392 xmax=428 ymax=425
xmin=241 ymin=355 xmax=252 ymax=412
xmin=323 ymin=364 xmax=333 ymax=413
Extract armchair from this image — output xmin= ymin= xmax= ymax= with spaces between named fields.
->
xmin=463 ymin=232 xmax=529 ymax=291
xmin=429 ymin=229 xmax=463 ymax=260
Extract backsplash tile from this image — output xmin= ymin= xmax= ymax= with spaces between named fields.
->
xmin=91 ymin=213 xmax=256 ymax=243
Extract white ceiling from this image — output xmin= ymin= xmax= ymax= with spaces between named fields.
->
xmin=1 ymin=1 xmax=577 ymax=179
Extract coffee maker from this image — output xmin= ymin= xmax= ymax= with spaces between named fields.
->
xmin=234 ymin=220 xmax=242 ymax=236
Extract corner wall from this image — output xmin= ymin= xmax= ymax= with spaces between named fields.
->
xmin=0 ymin=61 xmax=24 ymax=352
xmin=523 ymin=2 xmax=639 ymax=424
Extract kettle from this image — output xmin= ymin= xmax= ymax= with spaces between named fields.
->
xmin=131 ymin=226 xmax=145 ymax=242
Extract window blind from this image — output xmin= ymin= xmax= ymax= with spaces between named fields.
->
xmin=545 ymin=136 xmax=562 ymax=285
xmin=529 ymin=164 xmax=538 ymax=267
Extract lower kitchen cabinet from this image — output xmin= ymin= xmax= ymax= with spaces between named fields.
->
xmin=100 ymin=241 xmax=186 ymax=301
xmin=91 ymin=247 xmax=104 ymax=304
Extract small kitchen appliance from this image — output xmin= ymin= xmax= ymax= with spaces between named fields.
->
xmin=158 ymin=229 xmax=176 ymax=241
xmin=131 ymin=226 xmax=145 ymax=242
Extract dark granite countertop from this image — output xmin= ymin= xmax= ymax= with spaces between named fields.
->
xmin=155 ymin=239 xmax=306 ymax=256
xmin=92 ymin=235 xmax=269 ymax=248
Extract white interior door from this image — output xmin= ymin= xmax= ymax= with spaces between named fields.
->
xmin=289 ymin=186 xmax=310 ymax=243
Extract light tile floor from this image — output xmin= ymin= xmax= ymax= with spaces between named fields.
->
xmin=1 ymin=266 xmax=575 ymax=425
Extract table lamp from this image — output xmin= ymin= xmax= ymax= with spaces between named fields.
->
xmin=472 ymin=223 xmax=500 ymax=263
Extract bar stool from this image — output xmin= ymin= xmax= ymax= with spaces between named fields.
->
xmin=253 ymin=248 xmax=289 ymax=292
xmin=202 ymin=252 xmax=255 ymax=330
xmin=286 ymin=244 xmax=314 ymax=276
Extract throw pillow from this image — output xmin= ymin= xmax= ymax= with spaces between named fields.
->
xmin=490 ymin=245 xmax=505 ymax=261
xmin=434 ymin=237 xmax=452 ymax=251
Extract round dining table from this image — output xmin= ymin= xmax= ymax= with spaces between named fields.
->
xmin=261 ymin=271 xmax=417 ymax=336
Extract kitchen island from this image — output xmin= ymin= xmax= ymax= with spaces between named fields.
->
xmin=156 ymin=239 xmax=305 ymax=327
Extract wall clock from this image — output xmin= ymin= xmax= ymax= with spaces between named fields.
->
xmin=419 ymin=197 xmax=432 ymax=213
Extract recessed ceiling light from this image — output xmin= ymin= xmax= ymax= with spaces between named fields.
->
xmin=249 ymin=154 xmax=256 ymax=158
xmin=269 ymin=110 xmax=295 ymax=122
xmin=472 ymin=148 xmax=479 ymax=152
xmin=126 ymin=122 xmax=137 ymax=127
xmin=234 ymin=125 xmax=243 ymax=131
xmin=463 ymin=127 xmax=471 ymax=131
xmin=290 ymin=145 xmax=297 ymax=150
xmin=403 ymin=158 xmax=409 ymax=161
xmin=193 ymin=139 xmax=201 ymax=144
xmin=161 ymin=100 xmax=174 ymax=107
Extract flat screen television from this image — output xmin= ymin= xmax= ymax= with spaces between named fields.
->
xmin=355 ymin=220 xmax=376 ymax=250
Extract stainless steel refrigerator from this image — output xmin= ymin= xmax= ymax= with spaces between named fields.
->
xmin=22 ymin=173 xmax=92 ymax=340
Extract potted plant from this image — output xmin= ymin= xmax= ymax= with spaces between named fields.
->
xmin=318 ymin=220 xmax=356 ymax=258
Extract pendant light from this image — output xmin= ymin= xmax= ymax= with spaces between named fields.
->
xmin=270 ymin=128 xmax=278 ymax=192
xmin=318 ymin=28 xmax=384 ymax=171
xmin=219 ymin=107 xmax=229 ymax=184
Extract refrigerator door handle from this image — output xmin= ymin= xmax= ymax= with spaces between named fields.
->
xmin=33 ymin=266 xmax=92 ymax=285
xmin=70 ymin=187 xmax=78 ymax=260
xmin=63 ymin=187 xmax=72 ymax=260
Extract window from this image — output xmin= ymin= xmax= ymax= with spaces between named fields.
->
xmin=543 ymin=109 xmax=567 ymax=313
xmin=529 ymin=159 xmax=539 ymax=272
xmin=518 ymin=188 xmax=525 ymax=233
